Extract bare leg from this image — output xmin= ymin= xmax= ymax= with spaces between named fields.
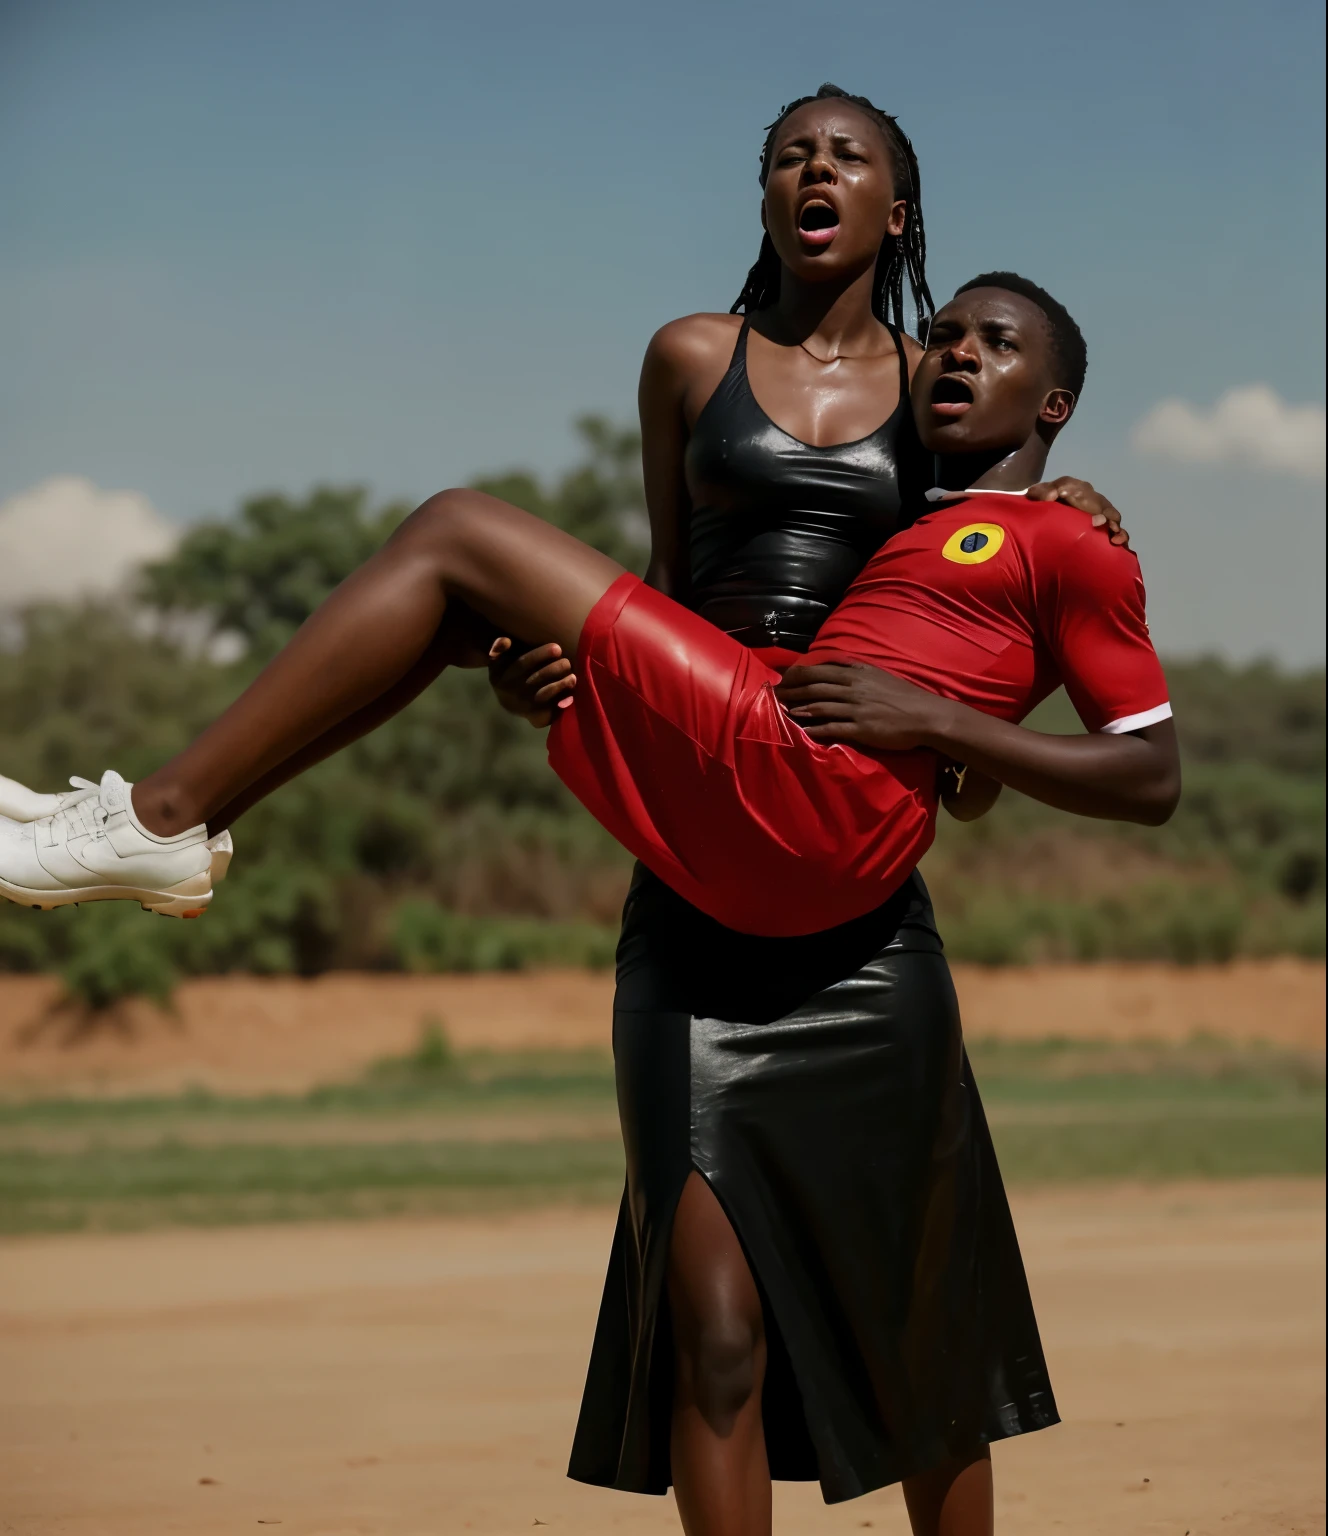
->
xmin=132 ymin=489 xmax=623 ymax=835
xmin=668 ymin=1171 xmax=772 ymax=1536
xmin=902 ymin=1446 xmax=994 ymax=1536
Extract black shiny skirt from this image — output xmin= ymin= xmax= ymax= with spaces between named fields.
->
xmin=568 ymin=868 xmax=1058 ymax=1505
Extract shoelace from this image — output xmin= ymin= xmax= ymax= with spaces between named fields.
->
xmin=50 ymin=789 xmax=108 ymax=843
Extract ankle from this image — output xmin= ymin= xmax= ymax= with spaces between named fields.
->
xmin=130 ymin=780 xmax=200 ymax=838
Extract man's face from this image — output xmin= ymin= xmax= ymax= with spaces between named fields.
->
xmin=912 ymin=288 xmax=1074 ymax=455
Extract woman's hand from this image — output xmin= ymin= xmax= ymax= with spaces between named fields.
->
xmin=1027 ymin=477 xmax=1131 ymax=548
xmin=781 ymin=659 xmax=1180 ymax=826
xmin=775 ymin=662 xmax=954 ymax=750
xmin=487 ymin=637 xmax=577 ymax=729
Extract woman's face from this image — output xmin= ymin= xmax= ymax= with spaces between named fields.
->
xmin=761 ymin=101 xmax=906 ymax=287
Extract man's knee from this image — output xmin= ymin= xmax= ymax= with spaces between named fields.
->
xmin=676 ymin=1308 xmax=764 ymax=1432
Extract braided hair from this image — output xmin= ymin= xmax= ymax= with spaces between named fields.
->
xmin=731 ymin=83 xmax=934 ymax=338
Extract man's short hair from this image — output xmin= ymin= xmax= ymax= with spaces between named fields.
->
xmin=953 ymin=271 xmax=1088 ymax=399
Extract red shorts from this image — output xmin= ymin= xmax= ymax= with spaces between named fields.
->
xmin=548 ymin=575 xmax=938 ymax=937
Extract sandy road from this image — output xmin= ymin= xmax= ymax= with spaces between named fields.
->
xmin=1 ymin=1181 xmax=1324 ymax=1536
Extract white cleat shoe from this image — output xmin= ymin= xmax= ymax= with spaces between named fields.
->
xmin=0 ymin=771 xmax=234 ymax=883
xmin=206 ymin=828 xmax=233 ymax=883
xmin=0 ymin=772 xmax=99 ymax=822
xmin=0 ymin=769 xmax=213 ymax=918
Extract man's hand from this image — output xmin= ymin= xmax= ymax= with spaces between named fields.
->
xmin=776 ymin=662 xmax=953 ymax=750
xmin=1027 ymin=477 xmax=1130 ymax=547
xmin=487 ymin=637 xmax=577 ymax=729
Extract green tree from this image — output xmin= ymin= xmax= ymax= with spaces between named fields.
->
xmin=138 ymin=416 xmax=648 ymax=662
xmin=138 ymin=487 xmax=411 ymax=660
xmin=472 ymin=415 xmax=647 ymax=572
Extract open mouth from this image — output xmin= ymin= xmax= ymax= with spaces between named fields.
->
xmin=797 ymin=200 xmax=840 ymax=246
xmin=930 ymin=375 xmax=974 ymax=417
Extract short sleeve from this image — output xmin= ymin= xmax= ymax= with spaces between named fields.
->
xmin=1037 ymin=524 xmax=1171 ymax=735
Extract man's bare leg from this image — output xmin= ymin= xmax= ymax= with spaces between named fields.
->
xmin=203 ymin=625 xmax=458 ymax=834
xmin=131 ymin=489 xmax=623 ymax=836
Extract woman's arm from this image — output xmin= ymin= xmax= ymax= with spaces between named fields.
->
xmin=638 ymin=321 xmax=700 ymax=599
xmin=776 ymin=663 xmax=1181 ymax=826
xmin=638 ymin=313 xmax=740 ymax=592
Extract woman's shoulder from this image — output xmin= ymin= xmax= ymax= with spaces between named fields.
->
xmin=644 ymin=312 xmax=744 ymax=376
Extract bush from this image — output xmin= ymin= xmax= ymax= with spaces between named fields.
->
xmin=58 ymin=906 xmax=179 ymax=1011
xmin=390 ymin=900 xmax=618 ymax=973
xmin=361 ymin=1016 xmax=462 ymax=1086
xmin=937 ymin=878 xmax=1303 ymax=967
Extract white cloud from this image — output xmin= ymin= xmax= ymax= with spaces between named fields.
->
xmin=1131 ymin=385 xmax=1325 ymax=482
xmin=0 ymin=476 xmax=179 ymax=607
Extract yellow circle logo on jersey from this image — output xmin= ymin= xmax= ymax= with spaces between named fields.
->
xmin=942 ymin=523 xmax=1006 ymax=564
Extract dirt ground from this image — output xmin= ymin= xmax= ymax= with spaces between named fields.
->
xmin=2 ymin=958 xmax=1323 ymax=1096
xmin=0 ymin=1179 xmax=1322 ymax=1536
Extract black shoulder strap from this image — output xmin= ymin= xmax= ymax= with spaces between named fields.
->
xmin=885 ymin=322 xmax=910 ymax=401
xmin=732 ymin=313 xmax=753 ymax=368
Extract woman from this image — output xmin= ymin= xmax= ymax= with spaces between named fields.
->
xmin=487 ymin=86 xmax=1120 ymax=1534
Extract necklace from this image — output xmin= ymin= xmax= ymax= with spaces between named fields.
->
xmin=795 ymin=332 xmax=902 ymax=364
xmin=797 ymin=339 xmax=874 ymax=364
xmin=754 ymin=319 xmax=890 ymax=365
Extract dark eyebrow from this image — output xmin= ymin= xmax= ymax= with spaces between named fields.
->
xmin=775 ymin=129 xmax=874 ymax=153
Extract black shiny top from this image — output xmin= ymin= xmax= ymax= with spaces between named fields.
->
xmin=624 ymin=313 xmax=942 ymax=954
xmin=684 ymin=317 xmax=923 ymax=652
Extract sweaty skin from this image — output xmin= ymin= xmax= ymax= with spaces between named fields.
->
xmin=484 ymin=102 xmax=1146 ymax=1536
xmin=776 ymin=287 xmax=1180 ymax=826
xmin=107 ymin=100 xmax=1163 ymax=1536
xmin=491 ymin=107 xmax=1130 ymax=822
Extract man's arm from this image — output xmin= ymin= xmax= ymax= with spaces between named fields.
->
xmin=936 ymin=710 xmax=1179 ymax=824
xmin=780 ymin=519 xmax=1180 ymax=824
xmin=776 ymin=664 xmax=1180 ymax=825
xmin=939 ymin=762 xmax=1003 ymax=822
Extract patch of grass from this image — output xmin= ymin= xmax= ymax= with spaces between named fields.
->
xmin=0 ymin=1034 xmax=1320 ymax=1235
xmin=390 ymin=902 xmax=619 ymax=973
xmin=0 ymin=1029 xmax=618 ymax=1127
xmin=969 ymin=1037 xmax=1325 ymax=1183
xmin=988 ymin=1109 xmax=1323 ymax=1184
xmin=968 ymin=1036 xmax=1326 ymax=1102
xmin=0 ymin=1137 xmax=626 ymax=1235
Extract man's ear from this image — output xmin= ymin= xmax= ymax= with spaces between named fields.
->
xmin=1039 ymin=388 xmax=1076 ymax=428
xmin=887 ymin=198 xmax=907 ymax=238
xmin=760 ymin=201 xmax=768 ymax=232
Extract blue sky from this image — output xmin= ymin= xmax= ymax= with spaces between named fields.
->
xmin=1 ymin=0 xmax=1324 ymax=662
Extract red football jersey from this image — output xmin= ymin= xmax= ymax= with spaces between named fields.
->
xmin=806 ymin=490 xmax=1172 ymax=735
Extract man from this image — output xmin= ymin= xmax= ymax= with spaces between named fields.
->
xmin=0 ymin=274 xmax=1178 ymax=930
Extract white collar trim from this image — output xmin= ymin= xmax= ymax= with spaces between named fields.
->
xmin=924 ymin=486 xmax=1033 ymax=502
